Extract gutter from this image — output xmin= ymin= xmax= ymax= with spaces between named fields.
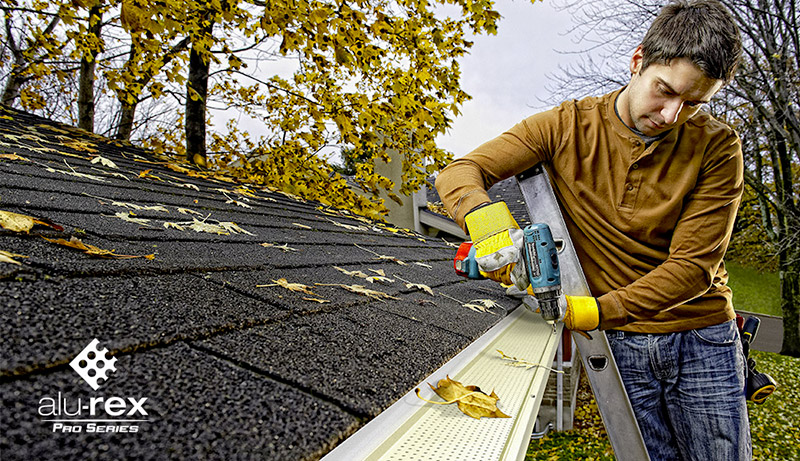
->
xmin=323 ymin=305 xmax=562 ymax=461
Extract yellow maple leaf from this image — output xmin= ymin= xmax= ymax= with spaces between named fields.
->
xmin=415 ymin=376 xmax=510 ymax=419
xmin=0 ymin=210 xmax=63 ymax=233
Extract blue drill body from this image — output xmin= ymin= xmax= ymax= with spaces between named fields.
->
xmin=454 ymin=223 xmax=563 ymax=323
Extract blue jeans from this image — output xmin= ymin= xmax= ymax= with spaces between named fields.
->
xmin=606 ymin=320 xmax=751 ymax=461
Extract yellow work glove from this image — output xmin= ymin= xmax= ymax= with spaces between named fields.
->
xmin=464 ymin=202 xmax=526 ymax=287
xmin=564 ymin=295 xmax=600 ymax=331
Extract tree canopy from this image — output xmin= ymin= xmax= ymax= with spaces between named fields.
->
xmin=1 ymin=0 xmax=504 ymax=219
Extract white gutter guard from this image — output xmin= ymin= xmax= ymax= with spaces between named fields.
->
xmin=323 ymin=305 xmax=561 ymax=461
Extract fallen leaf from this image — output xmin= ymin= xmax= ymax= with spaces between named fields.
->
xmin=315 ymin=283 xmax=398 ymax=301
xmin=334 ymin=266 xmax=370 ymax=279
xmin=0 ymin=210 xmax=63 ymax=233
xmin=303 ymin=297 xmax=331 ymax=304
xmin=45 ymin=165 xmax=106 ymax=182
xmin=0 ymin=153 xmax=30 ymax=161
xmin=219 ymin=221 xmax=254 ymax=236
xmin=111 ymin=201 xmax=169 ymax=213
xmin=261 ymin=243 xmax=298 ymax=252
xmin=326 ymin=218 xmax=368 ymax=231
xmin=405 ymin=282 xmax=434 ymax=295
xmin=42 ymin=236 xmax=155 ymax=260
xmin=111 ymin=211 xmax=151 ymax=226
xmin=258 ymin=278 xmax=318 ymax=296
xmin=414 ymin=262 xmax=433 ymax=269
xmin=177 ymin=207 xmax=202 ymax=216
xmin=497 ymin=350 xmax=564 ymax=373
xmin=61 ymin=138 xmax=98 ymax=153
xmin=0 ymin=250 xmax=28 ymax=265
xmin=415 ymin=376 xmax=510 ymax=419
xmin=354 ymin=243 xmax=407 ymax=265
xmin=293 ymin=222 xmax=312 ymax=229
xmin=163 ymin=222 xmax=185 ymax=231
xmin=90 ymin=156 xmax=118 ymax=169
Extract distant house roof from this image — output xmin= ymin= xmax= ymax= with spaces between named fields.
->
xmin=0 ymin=106 xmax=513 ymax=459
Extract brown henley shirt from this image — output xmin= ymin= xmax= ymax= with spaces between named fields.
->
xmin=435 ymin=88 xmax=744 ymax=333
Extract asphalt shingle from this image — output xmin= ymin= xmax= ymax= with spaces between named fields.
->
xmin=0 ymin=106 xmax=514 ymax=459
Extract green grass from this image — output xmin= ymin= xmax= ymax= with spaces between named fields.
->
xmin=727 ymin=261 xmax=782 ymax=317
xmin=526 ymin=350 xmax=800 ymax=460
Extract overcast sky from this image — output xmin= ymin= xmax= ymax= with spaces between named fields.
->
xmin=435 ymin=0 xmax=578 ymax=158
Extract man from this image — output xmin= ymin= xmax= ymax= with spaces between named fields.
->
xmin=435 ymin=1 xmax=749 ymax=459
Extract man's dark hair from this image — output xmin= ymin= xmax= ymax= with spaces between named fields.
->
xmin=641 ymin=0 xmax=742 ymax=83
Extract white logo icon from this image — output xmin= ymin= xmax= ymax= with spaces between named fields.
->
xmin=69 ymin=339 xmax=117 ymax=390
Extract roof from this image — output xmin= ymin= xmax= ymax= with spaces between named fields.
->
xmin=0 ymin=106 xmax=513 ymax=460
xmin=425 ymin=175 xmax=532 ymax=233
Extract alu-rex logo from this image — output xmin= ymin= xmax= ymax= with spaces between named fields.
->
xmin=39 ymin=338 xmax=150 ymax=433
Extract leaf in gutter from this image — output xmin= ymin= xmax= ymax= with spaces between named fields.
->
xmin=90 ymin=156 xmax=118 ymax=169
xmin=112 ymin=211 xmax=151 ymax=226
xmin=42 ymin=236 xmax=155 ymax=260
xmin=415 ymin=376 xmax=510 ymax=419
xmin=496 ymin=350 xmax=565 ymax=373
xmin=0 ymin=250 xmax=28 ymax=265
xmin=0 ymin=210 xmax=64 ymax=233
xmin=258 ymin=278 xmax=319 ymax=296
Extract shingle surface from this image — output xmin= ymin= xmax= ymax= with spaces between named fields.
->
xmin=0 ymin=106 xmax=514 ymax=460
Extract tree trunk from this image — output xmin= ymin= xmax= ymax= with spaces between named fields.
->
xmin=185 ymin=17 xmax=214 ymax=166
xmin=780 ymin=253 xmax=800 ymax=357
xmin=1 ymin=71 xmax=25 ymax=107
xmin=77 ymin=4 xmax=103 ymax=132
xmin=116 ymin=101 xmax=137 ymax=140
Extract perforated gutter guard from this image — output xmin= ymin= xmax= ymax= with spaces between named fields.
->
xmin=323 ymin=305 xmax=562 ymax=461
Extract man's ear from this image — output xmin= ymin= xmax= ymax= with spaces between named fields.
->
xmin=630 ymin=45 xmax=644 ymax=75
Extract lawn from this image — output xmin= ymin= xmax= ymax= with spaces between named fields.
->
xmin=526 ymin=350 xmax=800 ymax=460
xmin=727 ymin=261 xmax=782 ymax=317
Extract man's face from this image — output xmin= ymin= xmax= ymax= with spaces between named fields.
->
xmin=618 ymin=46 xmax=724 ymax=137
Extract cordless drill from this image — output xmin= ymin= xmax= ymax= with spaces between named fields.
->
xmin=454 ymin=223 xmax=564 ymax=326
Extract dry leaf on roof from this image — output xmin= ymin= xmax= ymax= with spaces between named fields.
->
xmin=90 ymin=156 xmax=117 ymax=169
xmin=163 ymin=222 xmax=185 ymax=231
xmin=315 ymin=283 xmax=398 ymax=301
xmin=0 ymin=250 xmax=28 ymax=265
xmin=395 ymin=275 xmax=434 ymax=295
xmin=42 ymin=236 xmax=155 ymax=260
xmin=168 ymin=180 xmax=200 ymax=191
xmin=496 ymin=350 xmax=564 ymax=373
xmin=177 ymin=207 xmax=202 ymax=216
xmin=45 ymin=165 xmax=106 ymax=182
xmin=325 ymin=218 xmax=368 ymax=231
xmin=0 ymin=153 xmax=30 ymax=162
xmin=111 ymin=211 xmax=151 ymax=226
xmin=261 ymin=243 xmax=298 ymax=252
xmin=415 ymin=376 xmax=510 ymax=419
xmin=334 ymin=266 xmax=370 ymax=279
xmin=0 ymin=210 xmax=64 ymax=233
xmin=139 ymin=169 xmax=163 ymax=181
xmin=60 ymin=138 xmax=98 ymax=153
xmin=354 ymin=243 xmax=407 ymax=265
xmin=293 ymin=223 xmax=312 ymax=230
xmin=111 ymin=201 xmax=169 ymax=213
xmin=187 ymin=218 xmax=228 ymax=235
xmin=258 ymin=278 xmax=319 ymax=296
xmin=438 ymin=292 xmax=499 ymax=315
xmin=304 ymin=297 xmax=330 ymax=304
xmin=334 ymin=266 xmax=394 ymax=284
xmin=219 ymin=221 xmax=254 ymax=236
xmin=414 ymin=262 xmax=433 ymax=270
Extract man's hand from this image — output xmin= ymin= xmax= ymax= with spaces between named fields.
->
xmin=564 ymin=295 xmax=600 ymax=331
xmin=464 ymin=202 xmax=526 ymax=287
